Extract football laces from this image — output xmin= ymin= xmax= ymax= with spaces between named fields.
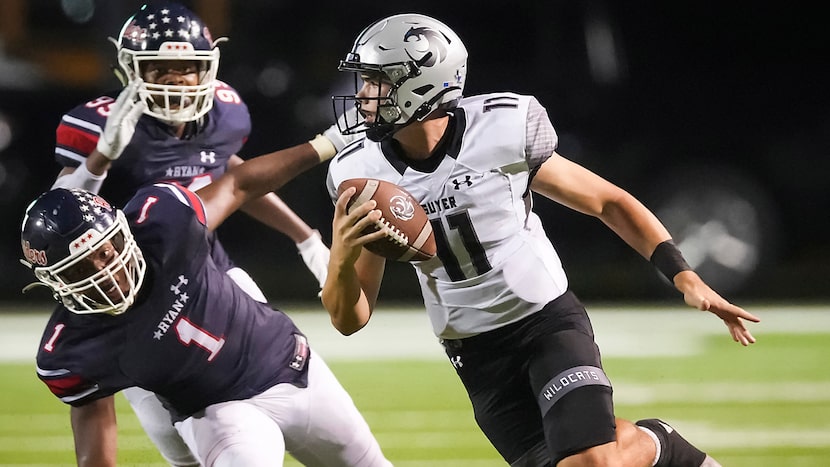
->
xmin=374 ymin=218 xmax=408 ymax=246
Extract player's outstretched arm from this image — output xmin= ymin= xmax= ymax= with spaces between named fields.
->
xmin=672 ymin=270 xmax=760 ymax=345
xmin=70 ymin=396 xmax=118 ymax=467
xmin=532 ymin=153 xmax=760 ymax=345
xmin=227 ymin=154 xmax=330 ymax=290
xmin=198 ymin=142 xmax=323 ymax=231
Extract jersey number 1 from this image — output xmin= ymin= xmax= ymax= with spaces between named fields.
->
xmin=175 ymin=318 xmax=226 ymax=362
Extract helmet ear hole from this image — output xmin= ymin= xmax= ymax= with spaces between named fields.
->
xmin=379 ymin=106 xmax=401 ymax=123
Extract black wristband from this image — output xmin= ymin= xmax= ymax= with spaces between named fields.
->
xmin=650 ymin=240 xmax=692 ymax=282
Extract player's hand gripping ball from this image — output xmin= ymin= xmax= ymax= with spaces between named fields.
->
xmin=338 ymin=178 xmax=436 ymax=262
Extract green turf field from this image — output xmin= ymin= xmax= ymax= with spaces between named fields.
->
xmin=1 ymin=306 xmax=828 ymax=466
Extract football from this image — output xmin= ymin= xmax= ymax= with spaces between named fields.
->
xmin=337 ymin=178 xmax=436 ymax=262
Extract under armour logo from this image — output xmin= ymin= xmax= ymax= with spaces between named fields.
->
xmin=200 ymin=151 xmax=216 ymax=164
xmin=170 ymin=275 xmax=189 ymax=295
xmin=450 ymin=355 xmax=463 ymax=369
xmin=451 ymin=176 xmax=473 ymax=190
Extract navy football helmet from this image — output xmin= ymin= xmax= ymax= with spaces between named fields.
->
xmin=20 ymin=189 xmax=145 ymax=315
xmin=333 ymin=13 xmax=468 ymax=141
xmin=112 ymin=2 xmax=224 ymax=123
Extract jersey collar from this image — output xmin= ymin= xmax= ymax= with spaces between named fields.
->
xmin=380 ymin=109 xmax=467 ymax=174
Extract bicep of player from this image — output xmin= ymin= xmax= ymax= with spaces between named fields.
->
xmin=530 ymin=152 xmax=624 ymax=217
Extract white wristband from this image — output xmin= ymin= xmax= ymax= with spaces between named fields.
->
xmin=51 ymin=163 xmax=107 ymax=193
xmin=308 ymin=134 xmax=337 ymax=162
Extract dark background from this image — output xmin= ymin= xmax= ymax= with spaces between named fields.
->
xmin=1 ymin=1 xmax=827 ymax=304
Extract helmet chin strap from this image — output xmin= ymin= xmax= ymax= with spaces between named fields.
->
xmin=21 ymin=280 xmax=50 ymax=295
xmin=366 ymin=123 xmax=398 ymax=142
xmin=368 ymin=88 xmax=462 ymax=142
xmin=412 ymin=87 xmax=462 ymax=121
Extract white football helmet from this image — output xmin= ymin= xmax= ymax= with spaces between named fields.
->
xmin=334 ymin=13 xmax=468 ymax=141
xmin=112 ymin=2 xmax=223 ymax=123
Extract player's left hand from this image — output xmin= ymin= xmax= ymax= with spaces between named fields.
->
xmin=96 ymin=79 xmax=147 ymax=161
xmin=673 ymin=270 xmax=760 ymax=346
xmin=296 ymin=231 xmax=330 ymax=295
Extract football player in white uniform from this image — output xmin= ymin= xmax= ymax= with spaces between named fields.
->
xmin=323 ymin=13 xmax=760 ymax=467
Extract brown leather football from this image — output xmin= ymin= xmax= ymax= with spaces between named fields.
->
xmin=337 ymin=178 xmax=436 ymax=262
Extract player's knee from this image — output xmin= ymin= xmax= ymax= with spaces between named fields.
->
xmin=121 ymin=387 xmax=198 ymax=465
xmin=190 ymin=403 xmax=285 ymax=467
xmin=543 ymin=385 xmax=616 ymax=463
xmin=507 ymin=441 xmax=548 ymax=466
xmin=556 ymin=421 xmax=657 ymax=467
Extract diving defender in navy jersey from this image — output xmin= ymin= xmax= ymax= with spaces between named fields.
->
xmin=35 ymin=185 xmax=310 ymax=419
xmin=47 ymin=3 xmax=356 ymax=464
xmin=22 ymin=143 xmax=390 ymax=466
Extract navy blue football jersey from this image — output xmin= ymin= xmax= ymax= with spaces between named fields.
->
xmin=35 ymin=183 xmax=309 ymax=419
xmin=54 ymin=81 xmax=250 ymax=207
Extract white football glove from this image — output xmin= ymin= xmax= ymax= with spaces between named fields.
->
xmin=96 ymin=79 xmax=147 ymax=161
xmin=296 ymin=231 xmax=330 ymax=294
xmin=323 ymin=105 xmax=364 ymax=153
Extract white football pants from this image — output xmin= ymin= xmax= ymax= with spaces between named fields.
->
xmin=175 ymin=348 xmax=391 ymax=466
xmin=123 ymin=268 xmax=388 ymax=466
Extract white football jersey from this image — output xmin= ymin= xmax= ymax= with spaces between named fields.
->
xmin=327 ymin=92 xmax=568 ymax=338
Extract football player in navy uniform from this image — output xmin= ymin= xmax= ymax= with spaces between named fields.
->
xmin=21 ymin=137 xmax=390 ymax=466
xmin=322 ymin=13 xmax=760 ymax=467
xmin=52 ymin=1 xmax=346 ymax=299
xmin=48 ymin=2 xmax=354 ymax=464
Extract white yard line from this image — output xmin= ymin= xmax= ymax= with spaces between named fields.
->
xmin=1 ymin=304 xmax=828 ymax=363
